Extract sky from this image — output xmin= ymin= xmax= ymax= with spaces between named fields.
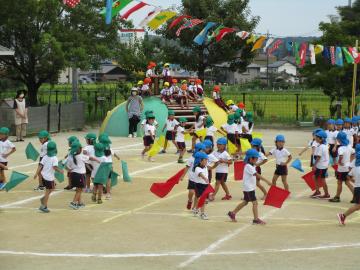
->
xmin=133 ymin=0 xmax=350 ymax=37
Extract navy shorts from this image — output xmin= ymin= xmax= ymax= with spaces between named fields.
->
xmin=227 ymin=134 xmax=237 ymax=145
xmin=275 ymin=165 xmax=288 ymax=176
xmin=243 ymin=191 xmax=257 ymax=202
xmin=177 ymin=142 xmax=186 ymax=150
xmin=353 ymin=187 xmax=360 ymax=204
xmin=187 ymin=180 xmax=196 ymax=190
xmin=195 ymin=183 xmax=208 ymax=198
xmin=43 ymin=179 xmax=55 ymax=190
xmin=337 ymin=171 xmax=349 ymax=182
xmin=85 ymin=164 xmax=93 ymax=176
xmin=143 ymin=136 xmax=154 ymax=147
xmin=315 ymin=168 xmax=328 ymax=178
xmin=0 ymin=162 xmax=7 ymax=172
xmin=242 ymin=134 xmax=253 ymax=143
xmin=215 ymin=172 xmax=228 ymax=182
xmin=166 ymin=130 xmax=175 ymax=141
xmin=71 ymin=172 xmax=85 ymax=188
xmin=329 ymin=144 xmax=338 ymax=158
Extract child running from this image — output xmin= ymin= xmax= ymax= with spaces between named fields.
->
xmin=34 ymin=130 xmax=51 ymax=191
xmin=142 ymin=112 xmax=156 ymax=162
xmin=64 ymin=136 xmax=79 ymax=190
xmin=299 ymin=128 xmax=322 ymax=167
xmin=160 ymin=110 xmax=179 ymax=154
xmin=34 ymin=141 xmax=63 ymax=213
xmin=175 ymin=117 xmax=188 ymax=164
xmin=83 ymin=133 xmax=96 ymax=193
xmin=227 ymin=149 xmax=270 ymax=224
xmin=220 ymin=114 xmax=238 ymax=157
xmin=0 ymin=127 xmax=14 ymax=189
xmin=204 ymin=116 xmax=218 ymax=144
xmin=325 ymin=119 xmax=338 ymax=165
xmin=91 ymin=143 xmax=108 ymax=204
xmin=268 ymin=135 xmax=292 ymax=191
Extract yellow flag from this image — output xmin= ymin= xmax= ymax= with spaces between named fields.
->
xmin=314 ymin=45 xmax=324 ymax=54
xmin=246 ymin=34 xmax=256 ymax=44
xmin=185 ymin=133 xmax=192 ymax=141
xmin=195 ymin=129 xmax=207 ymax=138
xmin=252 ymin=132 xmax=263 ymax=139
xmin=240 ymin=138 xmax=251 ymax=152
xmin=228 ymin=140 xmax=238 ymax=155
xmin=148 ymin=136 xmax=165 ymax=157
xmin=147 ymin=11 xmax=177 ymax=30
xmin=251 ymin=36 xmax=266 ymax=52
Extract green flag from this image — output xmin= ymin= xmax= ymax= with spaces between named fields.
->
xmin=121 ymin=160 xmax=132 ymax=182
xmin=55 ymin=160 xmax=65 ymax=183
xmin=5 ymin=171 xmax=29 ymax=192
xmin=294 ymin=42 xmax=301 ymax=65
xmin=94 ymin=162 xmax=112 ymax=185
xmin=208 ymin=25 xmax=224 ymax=41
xmin=342 ymin=47 xmax=354 ymax=64
xmin=110 ymin=171 xmax=119 ymax=187
xmin=100 ymin=0 xmax=133 ymax=18
xmin=25 ymin=142 xmax=39 ymax=161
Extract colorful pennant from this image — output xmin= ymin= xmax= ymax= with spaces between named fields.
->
xmin=194 ymin=22 xmax=216 ymax=45
xmin=176 ymin=19 xmax=204 ymax=37
xmin=169 ymin=15 xmax=192 ymax=29
xmin=120 ymin=1 xmax=147 ymax=20
xmin=147 ymin=10 xmax=177 ymax=30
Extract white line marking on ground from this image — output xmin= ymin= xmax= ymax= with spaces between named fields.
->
xmin=9 ymin=162 xmax=38 ymax=170
xmin=0 ymin=190 xmax=63 ymax=208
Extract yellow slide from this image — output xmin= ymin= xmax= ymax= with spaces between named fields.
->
xmin=203 ymin=97 xmax=228 ymax=129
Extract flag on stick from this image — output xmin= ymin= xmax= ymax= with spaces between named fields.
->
xmin=5 ymin=171 xmax=29 ymax=192
xmin=234 ymin=161 xmax=245 ymax=181
xmin=150 ymin=168 xmax=185 ymax=198
xmin=264 ymin=186 xmax=290 ymax=208
xmin=121 ymin=160 xmax=132 ymax=182
xmin=25 ymin=142 xmax=39 ymax=161
xmin=197 ymin=185 xmax=215 ymax=208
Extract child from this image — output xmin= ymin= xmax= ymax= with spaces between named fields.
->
xmin=311 ymin=130 xmax=331 ymax=199
xmin=337 ymin=144 xmax=360 ymax=225
xmin=195 ymin=79 xmax=204 ymax=99
xmin=189 ymin=106 xmax=205 ymax=153
xmin=212 ymin=85 xmax=228 ymax=112
xmin=329 ymin=132 xmax=354 ymax=202
xmin=203 ymin=139 xmax=219 ymax=184
xmin=141 ymin=110 xmax=159 ymax=131
xmin=137 ymin=80 xmax=143 ymax=92
xmin=352 ymin=117 xmax=359 ymax=146
xmin=227 ymin=149 xmax=270 ymax=224
xmin=141 ymin=77 xmax=152 ymax=96
xmin=204 ymin=116 xmax=221 ymax=144
xmin=160 ymin=110 xmax=179 ymax=154
xmin=299 ymin=128 xmax=322 ymax=167
xmin=268 ymin=135 xmax=292 ymax=191
xmin=343 ymin=117 xmax=355 ymax=148
xmin=192 ymin=151 xmax=210 ymax=220
xmin=160 ymin=82 xmax=172 ymax=103
xmin=213 ymin=137 xmax=233 ymax=200
xmin=142 ymin=112 xmax=156 ymax=162
xmin=91 ymin=143 xmax=108 ymax=204
xmin=34 ymin=130 xmax=51 ymax=191
xmin=220 ymin=114 xmax=238 ymax=156
xmin=34 ymin=141 xmax=63 ymax=213
xmin=170 ymin=79 xmax=179 ymax=98
xmin=176 ymin=84 xmax=189 ymax=109
xmin=251 ymin=138 xmax=271 ymax=199
xmin=162 ymin=63 xmax=171 ymax=84
xmin=64 ymin=135 xmax=79 ymax=190
xmin=238 ymin=102 xmax=246 ymax=117
xmin=242 ymin=112 xmax=254 ymax=143
xmin=175 ymin=117 xmax=188 ymax=163
xmin=83 ymin=133 xmax=96 ymax=193
xmin=187 ymin=79 xmax=198 ymax=101
xmin=325 ymin=119 xmax=338 ymax=164
xmin=146 ymin=61 xmax=156 ymax=78
xmin=0 ymin=127 xmax=14 ymax=189
xmin=226 ymin=100 xmax=238 ymax=112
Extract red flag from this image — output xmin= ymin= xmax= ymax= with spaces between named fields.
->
xmin=63 ymin=0 xmax=80 ymax=8
xmin=169 ymin=15 xmax=191 ymax=29
xmin=301 ymin=171 xmax=324 ymax=191
xmin=150 ymin=168 xmax=185 ymax=198
xmin=120 ymin=2 xmax=147 ymax=20
xmin=299 ymin=43 xmax=308 ymax=68
xmin=330 ymin=46 xmax=336 ymax=65
xmin=234 ymin=161 xmax=245 ymax=181
xmin=264 ymin=186 xmax=290 ymax=208
xmin=349 ymin=47 xmax=360 ymax=64
xmin=332 ymin=164 xmax=338 ymax=171
xmin=215 ymin=28 xmax=235 ymax=42
xmin=197 ymin=184 xmax=215 ymax=208
xmin=267 ymin=39 xmax=283 ymax=56
xmin=176 ymin=19 xmax=203 ymax=37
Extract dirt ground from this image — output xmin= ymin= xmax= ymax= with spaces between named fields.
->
xmin=1 ymin=129 xmax=360 ymax=270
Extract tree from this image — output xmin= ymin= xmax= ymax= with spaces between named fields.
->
xmin=301 ymin=0 xmax=360 ymax=116
xmin=0 ymin=0 xmax=123 ymax=105
xmin=156 ymin=0 xmax=259 ymax=80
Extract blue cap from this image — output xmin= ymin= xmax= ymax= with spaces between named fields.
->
xmin=327 ymin=119 xmax=336 ymax=125
xmin=203 ymin=140 xmax=213 ymax=149
xmin=245 ymin=149 xmax=260 ymax=159
xmin=251 ymin=138 xmax=263 ymax=147
xmin=275 ymin=134 xmax=285 ymax=142
xmin=336 ymin=131 xmax=349 ymax=146
xmin=312 ymin=128 xmax=323 ymax=135
xmin=195 ymin=143 xmax=205 ymax=152
xmin=217 ymin=137 xmax=227 ymax=145
xmin=336 ymin=119 xmax=344 ymax=125
xmin=344 ymin=117 xmax=352 ymax=123
xmin=315 ymin=130 xmax=327 ymax=139
xmin=352 ymin=116 xmax=359 ymax=124
xmin=194 ymin=151 xmax=209 ymax=166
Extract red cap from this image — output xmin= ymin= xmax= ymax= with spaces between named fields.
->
xmin=144 ymin=77 xmax=152 ymax=84
xmin=213 ymin=85 xmax=220 ymax=92
xmin=195 ymin=79 xmax=202 ymax=84
xmin=172 ymin=79 xmax=178 ymax=83
xmin=238 ymin=102 xmax=245 ymax=109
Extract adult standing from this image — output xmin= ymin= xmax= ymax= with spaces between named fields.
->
xmin=13 ymin=90 xmax=28 ymax=142
xmin=126 ymin=87 xmax=144 ymax=138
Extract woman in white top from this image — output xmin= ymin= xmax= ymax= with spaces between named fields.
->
xmin=13 ymin=90 xmax=28 ymax=142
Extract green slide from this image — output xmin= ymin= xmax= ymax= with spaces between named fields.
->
xmin=100 ymin=96 xmax=168 ymax=137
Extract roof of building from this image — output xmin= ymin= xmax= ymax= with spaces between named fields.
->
xmin=268 ymin=60 xmax=297 ymax=68
xmin=247 ymin=63 xmax=262 ymax=69
xmin=0 ymin=45 xmax=14 ymax=56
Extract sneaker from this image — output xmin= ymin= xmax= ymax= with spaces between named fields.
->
xmin=97 ymin=199 xmax=103 ymax=204
xmin=350 ymin=199 xmax=356 ymax=204
xmin=133 ymin=133 xmax=137 ymax=138
xmin=34 ymin=185 xmax=45 ymax=191
xmin=310 ymin=191 xmax=321 ymax=198
xmin=178 ymin=159 xmax=185 ymax=164
xmin=39 ymin=205 xmax=50 ymax=213
xmin=227 ymin=211 xmax=237 ymax=222
xmin=78 ymin=202 xmax=85 ymax=208
xmin=337 ymin=213 xmax=346 ymax=225
xmin=85 ymin=188 xmax=91 ymax=193
xmin=159 ymin=150 xmax=166 ymax=154
xmin=329 ymin=196 xmax=341 ymax=203
xmin=186 ymin=201 xmax=192 ymax=210
xmin=0 ymin=183 xmax=5 ymax=190
xmin=319 ymin=194 xmax=331 ymax=200
xmin=105 ymin=193 xmax=111 ymax=200
xmin=200 ymin=213 xmax=209 ymax=220
xmin=40 ymin=196 xmax=45 ymax=206
xmin=253 ymin=218 xmax=266 ymax=225
xmin=175 ymin=150 xmax=180 ymax=154
xmin=91 ymin=194 xmax=96 ymax=202
xmin=64 ymin=185 xmax=72 ymax=190
xmin=192 ymin=208 xmax=199 ymax=217
xmin=69 ymin=202 xmax=79 ymax=210
xmin=221 ymin=195 xmax=232 ymax=201
xmin=148 ymin=157 xmax=155 ymax=162
xmin=128 ymin=134 xmax=132 ymax=138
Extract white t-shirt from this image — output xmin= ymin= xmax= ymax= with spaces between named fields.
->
xmin=40 ymin=155 xmax=59 ymax=181
xmin=337 ymin=145 xmax=353 ymax=172
xmin=40 ymin=141 xmax=49 ymax=158
xmin=242 ymin=121 xmax=253 ymax=134
xmin=188 ymin=85 xmax=196 ymax=92
xmin=343 ymin=128 xmax=355 ymax=146
xmin=162 ymin=69 xmax=170 ymax=77
xmin=314 ymin=144 xmax=329 ymax=169
xmin=66 ymin=153 xmax=89 ymax=174
xmin=170 ymin=86 xmax=179 ymax=93
xmin=206 ymin=126 xmax=217 ymax=137
xmin=141 ymin=84 xmax=149 ymax=92
xmin=91 ymin=156 xmax=108 ymax=178
xmin=161 ymin=88 xmax=172 ymax=96
xmin=236 ymin=123 xmax=243 ymax=134
xmin=194 ymin=166 xmax=209 ymax=184
xmin=0 ymin=139 xmax=15 ymax=162
xmin=144 ymin=124 xmax=155 ymax=136
xmin=166 ymin=119 xmax=179 ymax=131
xmin=222 ymin=123 xmax=236 ymax=134
xmin=308 ymin=140 xmax=319 ymax=155
xmin=256 ymin=152 xmax=267 ymax=166
xmin=175 ymin=126 xmax=185 ymax=142
xmin=212 ymin=91 xmax=220 ymax=99
xmin=326 ymin=130 xmax=337 ymax=145
xmin=349 ymin=166 xmax=360 ymax=187
xmin=213 ymin=151 xmax=231 ymax=173
xmin=145 ymin=69 xmax=153 ymax=78
xmin=104 ymin=148 xmax=114 ymax=163
xmin=243 ymin=163 xmax=257 ymax=192
xmin=269 ymin=148 xmax=291 ymax=165
xmin=207 ymin=152 xmax=219 ymax=166
xmin=229 ymin=105 xmax=239 ymax=111
xmin=195 ymin=115 xmax=205 ymax=130
xmin=83 ymin=145 xmax=95 ymax=164
xmin=186 ymin=156 xmax=195 ymax=182
xmin=141 ymin=119 xmax=158 ymax=127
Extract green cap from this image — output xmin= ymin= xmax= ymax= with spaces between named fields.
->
xmin=47 ymin=141 xmax=57 ymax=157
xmin=168 ymin=110 xmax=175 ymax=116
xmin=246 ymin=112 xmax=253 ymax=122
xmin=67 ymin=136 xmax=79 ymax=145
xmin=192 ymin=106 xmax=201 ymax=113
xmin=85 ymin=133 xmax=97 ymax=141
xmin=179 ymin=117 xmax=188 ymax=123
xmin=94 ymin=143 xmax=105 ymax=157
xmin=0 ymin=127 xmax=10 ymax=135
xmin=70 ymin=141 xmax=82 ymax=155
xmin=38 ymin=130 xmax=50 ymax=139
xmin=144 ymin=110 xmax=154 ymax=116
xmin=98 ymin=133 xmax=111 ymax=147
xmin=205 ymin=116 xmax=214 ymax=128
xmin=227 ymin=114 xmax=235 ymax=125
xmin=234 ymin=112 xmax=241 ymax=121
xmin=146 ymin=113 xmax=155 ymax=119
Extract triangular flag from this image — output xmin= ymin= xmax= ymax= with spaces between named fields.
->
xmin=291 ymin=158 xmax=304 ymax=173
xmin=147 ymin=10 xmax=177 ymax=30
xmin=342 ymin=47 xmax=354 ymax=64
xmin=184 ymin=133 xmax=192 ymax=141
xmin=301 ymin=171 xmax=324 ymax=191
xmin=176 ymin=18 xmax=203 ymax=37
xmin=227 ymin=140 xmax=238 ymax=155
xmin=251 ymin=36 xmax=266 ymax=52
xmin=332 ymin=164 xmax=338 ymax=171
xmin=195 ymin=129 xmax=207 ymax=138
xmin=246 ymin=34 xmax=257 ymax=44
xmin=139 ymin=7 xmax=162 ymax=28
xmin=267 ymin=39 xmax=283 ymax=56
xmin=240 ymin=138 xmax=251 ymax=152
xmin=335 ymin=47 xmax=344 ymax=67
xmin=5 ymin=171 xmax=29 ymax=192
xmin=121 ymin=160 xmax=132 ymax=182
xmin=252 ymin=132 xmax=263 ymax=139
xmin=264 ymin=186 xmax=290 ymax=208
xmin=100 ymin=0 xmax=133 ymax=18
xmin=234 ymin=161 xmax=245 ymax=181
xmin=215 ymin=27 xmax=236 ymax=42
xmin=148 ymin=135 xmax=165 ymax=157
xmin=110 ymin=171 xmax=119 ymax=187
xmin=286 ymin=41 xmax=294 ymax=53
xmin=55 ymin=160 xmax=65 ymax=183
xmin=25 ymin=142 xmax=39 ymax=161
xmin=309 ymin=44 xmax=316 ymax=65
xmin=194 ymin=22 xmax=216 ymax=45
xmin=150 ymin=168 xmax=185 ymax=198
xmin=197 ymin=184 xmax=215 ymax=208
xmin=94 ymin=162 xmax=112 ymax=185
xmin=169 ymin=15 xmax=191 ymax=29
xmin=120 ymin=1 xmax=147 ymax=20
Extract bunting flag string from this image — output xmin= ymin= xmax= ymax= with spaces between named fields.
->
xmin=100 ymin=0 xmax=133 ymax=19
xmin=251 ymin=36 xmax=266 ymax=52
xmin=176 ymin=18 xmax=203 ymax=37
xmin=215 ymin=27 xmax=236 ymax=42
xmin=139 ymin=7 xmax=162 ymax=28
xmin=194 ymin=22 xmax=216 ymax=45
xmin=267 ymin=39 xmax=283 ymax=56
